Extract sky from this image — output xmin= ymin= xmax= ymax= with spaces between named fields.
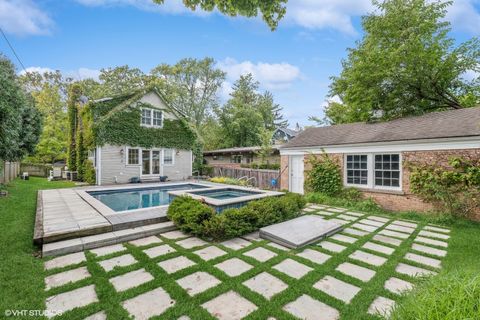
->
xmin=1 ymin=0 xmax=480 ymax=127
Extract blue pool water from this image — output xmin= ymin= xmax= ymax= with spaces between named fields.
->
xmin=88 ymin=184 xmax=206 ymax=212
xmin=189 ymin=188 xmax=261 ymax=200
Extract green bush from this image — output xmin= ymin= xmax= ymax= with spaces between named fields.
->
xmin=340 ymin=187 xmax=363 ymax=202
xmin=391 ymin=270 xmax=480 ymax=320
xmin=167 ymin=192 xmax=305 ymax=240
xmin=305 ymin=151 xmax=342 ymax=196
xmin=83 ymin=160 xmax=96 ymax=185
xmin=240 ymin=163 xmax=280 ymax=170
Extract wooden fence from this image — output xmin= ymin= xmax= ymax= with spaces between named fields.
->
xmin=213 ymin=166 xmax=281 ymax=189
xmin=0 ymin=161 xmax=20 ymax=184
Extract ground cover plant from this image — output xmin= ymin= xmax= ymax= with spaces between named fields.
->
xmin=209 ymin=176 xmax=248 ymax=186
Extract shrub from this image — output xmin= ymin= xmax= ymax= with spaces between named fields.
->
xmin=340 ymin=187 xmax=363 ymax=202
xmin=305 ymin=191 xmax=381 ymax=213
xmin=209 ymin=176 xmax=247 ymax=186
xmin=305 ymin=151 xmax=342 ymax=196
xmin=83 ymin=160 xmax=96 ymax=185
xmin=240 ymin=163 xmax=280 ymax=170
xmin=167 ymin=196 xmax=215 ymax=235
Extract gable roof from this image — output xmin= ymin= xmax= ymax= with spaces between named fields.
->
xmin=274 ymin=127 xmax=300 ymax=138
xmin=282 ymin=107 xmax=480 ymax=149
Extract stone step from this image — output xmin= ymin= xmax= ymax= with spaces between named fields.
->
xmin=43 ymin=221 xmax=176 ymax=257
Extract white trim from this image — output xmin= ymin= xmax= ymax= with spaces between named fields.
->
xmin=162 ymin=148 xmax=175 ymax=166
xmin=126 ymin=147 xmax=141 ymax=166
xmin=96 ymin=146 xmax=102 ymax=186
xmin=140 ymin=107 xmax=164 ymax=128
xmin=280 ymin=136 xmax=480 ymax=156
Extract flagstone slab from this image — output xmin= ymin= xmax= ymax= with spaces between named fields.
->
xmin=129 ymin=236 xmax=162 ymax=247
xmin=99 ymin=254 xmax=137 ymax=272
xmin=346 ymin=211 xmax=365 ymax=217
xmin=46 ymin=285 xmax=98 ymax=317
xmin=372 ymin=235 xmax=402 ymax=247
xmin=392 ymin=220 xmax=417 ymax=228
xmin=385 ymin=224 xmax=415 ymax=234
xmin=283 ymin=294 xmax=340 ymax=320
xmin=368 ymin=216 xmax=390 ymax=223
xmin=215 ymin=258 xmax=253 ymax=277
xmin=418 ymin=230 xmax=450 ymax=240
xmin=337 ymin=214 xmax=358 ymax=221
xmin=220 ymin=238 xmax=251 ymax=250
xmin=362 ymin=242 xmax=395 ymax=255
xmin=405 ymin=253 xmax=441 ymax=269
xmin=45 ymin=266 xmax=91 ymax=290
xmin=335 ymin=262 xmax=376 ymax=282
xmin=343 ymin=228 xmax=369 ymax=237
xmin=367 ymin=296 xmax=396 ymax=318
xmin=176 ymin=237 xmax=209 ymax=249
xmin=313 ymin=276 xmax=361 ymax=304
xmin=414 ymin=236 xmax=448 ymax=248
xmin=267 ymin=242 xmax=290 ymax=251
xmin=90 ymin=244 xmax=125 ymax=257
xmin=273 ymin=259 xmax=313 ymax=279
xmin=411 ymin=243 xmax=447 ymax=257
xmin=424 ymin=225 xmax=450 ymax=233
xmin=83 ymin=311 xmax=106 ymax=320
xmin=158 ymin=256 xmax=196 ymax=274
xmin=326 ymin=207 xmax=346 ymax=213
xmin=395 ymin=263 xmax=437 ymax=277
xmin=319 ymin=240 xmax=346 ymax=253
xmin=177 ymin=271 xmax=221 ymax=296
xmin=122 ymin=287 xmax=175 ymax=320
xmin=202 ymin=290 xmax=257 ymax=320
xmin=384 ymin=277 xmax=414 ymax=295
xmin=143 ymin=244 xmax=176 ymax=258
xmin=160 ymin=230 xmax=190 ymax=239
xmin=316 ymin=211 xmax=335 ymax=216
xmin=349 ymin=250 xmax=387 ymax=266
xmin=359 ymin=219 xmax=385 ymax=227
xmin=45 ymin=252 xmax=86 ymax=270
xmin=330 ymin=234 xmax=358 ymax=244
xmin=297 ymin=249 xmax=332 ymax=264
xmin=243 ymin=247 xmax=277 ymax=262
xmin=109 ymin=268 xmax=154 ymax=292
xmin=328 ymin=218 xmax=349 ymax=226
xmin=243 ymin=272 xmax=288 ymax=300
xmin=379 ymin=229 xmax=410 ymax=239
xmin=194 ymin=246 xmax=227 ymax=261
xmin=351 ymin=223 xmax=377 ymax=233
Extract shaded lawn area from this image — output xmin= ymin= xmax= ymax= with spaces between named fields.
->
xmin=0 ymin=178 xmax=75 ymax=318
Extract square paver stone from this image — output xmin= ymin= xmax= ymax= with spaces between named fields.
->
xmin=414 ymin=236 xmax=448 ymax=248
xmin=349 ymin=250 xmax=387 ymax=266
xmin=395 ymin=263 xmax=437 ymax=277
xmin=319 ymin=241 xmax=346 ymax=253
xmin=273 ymin=259 xmax=313 ymax=279
xmin=368 ymin=296 xmax=396 ymax=318
xmin=384 ymin=277 xmax=414 ymax=295
xmin=122 ymin=287 xmax=175 ymax=320
xmin=46 ymin=285 xmax=98 ymax=317
xmin=283 ymin=294 xmax=340 ymax=320
xmin=372 ymin=235 xmax=402 ymax=247
xmin=313 ymin=276 xmax=361 ymax=304
xmin=330 ymin=234 xmax=357 ymax=244
xmin=411 ymin=243 xmax=447 ymax=257
xmin=343 ymin=228 xmax=369 ymax=237
xmin=143 ymin=244 xmax=176 ymax=258
xmin=99 ymin=254 xmax=137 ymax=272
xmin=404 ymin=252 xmax=441 ymax=269
xmin=160 ymin=230 xmax=190 ymax=239
xmin=424 ymin=225 xmax=450 ymax=233
xmin=418 ymin=230 xmax=450 ymax=240
xmin=362 ymin=242 xmax=395 ymax=255
xmin=194 ymin=246 xmax=227 ymax=261
xmin=243 ymin=247 xmax=277 ymax=262
xmin=297 ymin=249 xmax=331 ymax=264
xmin=109 ymin=268 xmax=154 ymax=292
xmin=45 ymin=266 xmax=91 ymax=290
xmin=243 ymin=272 xmax=288 ymax=299
xmin=129 ymin=236 xmax=162 ymax=247
xmin=221 ymin=238 xmax=251 ymax=250
xmin=176 ymin=237 xmax=208 ymax=249
xmin=45 ymin=252 xmax=86 ymax=270
xmin=335 ymin=262 xmax=376 ymax=282
xmin=215 ymin=258 xmax=253 ymax=277
xmin=379 ymin=229 xmax=410 ymax=239
xmin=176 ymin=271 xmax=221 ymax=296
xmin=158 ymin=256 xmax=196 ymax=274
xmin=90 ymin=244 xmax=125 ymax=257
xmin=202 ymin=291 xmax=257 ymax=320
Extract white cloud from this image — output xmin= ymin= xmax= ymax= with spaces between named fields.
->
xmin=20 ymin=66 xmax=101 ymax=81
xmin=446 ymin=0 xmax=480 ymax=35
xmin=217 ymin=58 xmax=302 ymax=90
xmin=0 ymin=0 xmax=53 ymax=36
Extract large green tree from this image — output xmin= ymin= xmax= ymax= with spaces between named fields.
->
xmin=327 ymin=0 xmax=480 ymax=124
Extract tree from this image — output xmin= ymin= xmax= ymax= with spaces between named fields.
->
xmin=66 ymin=84 xmax=82 ymax=170
xmin=258 ymin=91 xmax=288 ymax=130
xmin=99 ymin=65 xmax=150 ymax=96
xmin=256 ymin=128 xmax=274 ymax=164
xmin=328 ymin=0 xmax=480 ymax=124
xmin=153 ymin=0 xmax=287 ymax=30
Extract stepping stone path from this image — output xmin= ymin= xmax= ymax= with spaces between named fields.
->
xmin=319 ymin=241 xmax=346 ymax=253
xmin=404 ymin=252 xmax=442 ymax=269
xmin=297 ymin=249 xmax=332 ymax=264
xmin=328 ymin=218 xmax=349 ymax=225
xmin=368 ymin=296 xmax=396 ymax=318
xmin=267 ymin=242 xmax=290 ymax=251
xmin=335 ymin=262 xmax=376 ymax=282
xmin=243 ymin=272 xmax=288 ymax=299
xmin=392 ymin=220 xmax=417 ymax=228
xmin=129 ymin=236 xmax=162 ymax=247
xmin=122 ymin=287 xmax=175 ymax=319
xmin=326 ymin=207 xmax=346 ymax=213
xmin=176 ymin=237 xmax=208 ymax=249
xmin=45 ymin=266 xmax=90 ymax=290
xmin=330 ymin=234 xmax=357 ymax=244
xmin=337 ymin=214 xmax=358 ymax=221
xmin=372 ymin=234 xmax=402 ymax=247
xmin=202 ymin=291 xmax=257 ymax=320
xmin=411 ymin=243 xmax=447 ymax=257
xmin=44 ymin=252 xmax=86 ymax=270
xmin=84 ymin=311 xmax=106 ymax=320
xmin=244 ymin=247 xmax=277 ymax=262
xmin=368 ymin=216 xmax=390 ymax=223
xmin=316 ymin=211 xmax=335 ymax=216
xmin=46 ymin=285 xmax=98 ymax=316
xmin=424 ymin=225 xmax=450 ymax=233
xmin=346 ymin=211 xmax=364 ymax=217
xmin=158 ymin=256 xmax=196 ymax=274
xmin=384 ymin=277 xmax=414 ymax=295
xmin=220 ymin=237 xmax=251 ymax=250
xmin=313 ymin=276 xmax=361 ymax=304
xmin=349 ymin=250 xmax=387 ymax=266
xmin=359 ymin=219 xmax=385 ymax=227
xmin=99 ymin=254 xmax=137 ymax=272
xmin=90 ymin=244 xmax=125 ymax=257
xmin=343 ymin=228 xmax=369 ymax=237
xmin=194 ymin=246 xmax=227 ymax=261
xmin=161 ymin=230 xmax=189 ymax=239
xmin=351 ymin=223 xmax=377 ymax=233
xmin=273 ymin=259 xmax=313 ymax=279
xmin=177 ymin=272 xmax=221 ymax=296
xmin=143 ymin=244 xmax=175 ymax=258
xmin=395 ymin=263 xmax=437 ymax=277
xmin=215 ymin=258 xmax=253 ymax=277
xmin=283 ymin=294 xmax=340 ymax=320
xmin=418 ymin=230 xmax=450 ymax=240
xmin=414 ymin=236 xmax=448 ymax=248
xmin=109 ymin=268 xmax=154 ymax=292
xmin=362 ymin=242 xmax=395 ymax=255
xmin=385 ymin=224 xmax=415 ymax=234
xmin=379 ymin=229 xmax=410 ymax=239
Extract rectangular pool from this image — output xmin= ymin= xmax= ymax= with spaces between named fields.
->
xmin=188 ymin=188 xmax=262 ymax=200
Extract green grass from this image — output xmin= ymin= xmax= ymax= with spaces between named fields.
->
xmin=0 ymin=178 xmax=75 ymax=319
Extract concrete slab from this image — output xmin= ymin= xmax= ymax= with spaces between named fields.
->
xmin=109 ymin=268 xmax=154 ymax=292
xmin=273 ymin=259 xmax=313 ymax=279
xmin=220 ymin=238 xmax=251 ymax=250
xmin=367 ymin=296 xmax=395 ymax=318
xmin=99 ymin=254 xmax=137 ymax=272
xmin=386 ymin=224 xmax=415 ymax=234
xmin=129 ymin=236 xmax=162 ymax=247
xmin=343 ymin=228 xmax=369 ymax=237
xmin=194 ymin=246 xmax=227 ymax=261
xmin=411 ymin=243 xmax=447 ymax=257
xmin=335 ymin=262 xmax=376 ymax=282
xmin=158 ymin=256 xmax=196 ymax=274
xmin=297 ymin=249 xmax=332 ymax=264
xmin=283 ymin=294 xmax=340 ymax=320
xmin=44 ymin=252 xmax=86 ymax=270
xmin=424 ymin=225 xmax=450 ymax=233
xmin=337 ymin=214 xmax=358 ymax=221
xmin=316 ymin=211 xmax=335 ymax=216
xmin=83 ymin=311 xmax=107 ymax=320
xmin=122 ymin=287 xmax=175 ymax=320
xmin=351 ymin=223 xmax=377 ymax=233
xmin=372 ymin=235 xmax=402 ymax=247
xmin=379 ymin=229 xmax=410 ymax=239
xmin=202 ymin=290 xmax=257 ymax=320
xmin=368 ymin=216 xmax=390 ymax=223
xmin=418 ymin=230 xmax=450 ymax=240
xmin=176 ymin=271 xmax=221 ymax=296
xmin=362 ymin=242 xmax=395 ymax=255
xmin=176 ymin=237 xmax=208 ymax=249
xmin=259 ymin=215 xmax=343 ymax=249
xmin=330 ymin=234 xmax=358 ymax=244
xmin=160 ymin=230 xmax=190 ymax=239
xmin=349 ymin=250 xmax=387 ymax=266
xmin=45 ymin=266 xmax=90 ymax=290
xmin=346 ymin=211 xmax=364 ymax=217
xmin=243 ymin=247 xmax=277 ymax=262
xmin=358 ymin=219 xmax=385 ymax=227
xmin=414 ymin=236 xmax=448 ymax=248
xmin=143 ymin=244 xmax=176 ymax=258
xmin=243 ymin=272 xmax=288 ymax=300
xmin=267 ymin=242 xmax=290 ymax=251
xmin=392 ymin=220 xmax=417 ymax=228
xmin=242 ymin=231 xmax=261 ymax=242
xmin=384 ymin=277 xmax=414 ymax=295
xmin=318 ymin=241 xmax=346 ymax=253
xmin=90 ymin=244 xmax=125 ymax=257
xmin=395 ymin=263 xmax=437 ymax=277
xmin=405 ymin=253 xmax=442 ymax=269
xmin=313 ymin=276 xmax=361 ymax=304
xmin=215 ymin=258 xmax=253 ymax=277
xmin=46 ymin=285 xmax=98 ymax=318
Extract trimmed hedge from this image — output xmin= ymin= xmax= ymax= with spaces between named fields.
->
xmin=167 ymin=192 xmax=306 ymax=240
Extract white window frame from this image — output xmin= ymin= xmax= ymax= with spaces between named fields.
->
xmin=344 ymin=153 xmax=402 ymax=191
xmin=126 ymin=147 xmax=140 ymax=166
xmin=162 ymin=148 xmax=175 ymax=166
xmin=140 ymin=107 xmax=163 ymax=128
xmin=140 ymin=148 xmax=163 ymax=176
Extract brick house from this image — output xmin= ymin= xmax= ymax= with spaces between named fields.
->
xmin=279 ymin=107 xmax=480 ymax=213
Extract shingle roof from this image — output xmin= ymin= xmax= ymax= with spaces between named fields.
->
xmin=204 ymin=145 xmax=283 ymax=154
xmin=282 ymin=107 xmax=480 ymax=149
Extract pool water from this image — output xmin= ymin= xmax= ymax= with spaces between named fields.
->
xmin=189 ymin=188 xmax=261 ymax=200
xmin=88 ymin=184 xmax=205 ymax=212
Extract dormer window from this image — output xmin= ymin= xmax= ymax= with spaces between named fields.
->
xmin=141 ymin=108 xmax=163 ymax=128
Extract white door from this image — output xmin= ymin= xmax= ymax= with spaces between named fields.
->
xmin=289 ymin=155 xmax=304 ymax=194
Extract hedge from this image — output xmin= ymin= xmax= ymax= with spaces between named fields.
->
xmin=167 ymin=192 xmax=306 ymax=240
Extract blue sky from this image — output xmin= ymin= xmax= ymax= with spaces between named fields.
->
xmin=1 ymin=0 xmax=479 ymax=127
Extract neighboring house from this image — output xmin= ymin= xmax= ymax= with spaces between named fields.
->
xmin=272 ymin=127 xmax=300 ymax=144
xmin=280 ymin=107 xmax=480 ymax=212
xmin=86 ymin=88 xmax=197 ymax=185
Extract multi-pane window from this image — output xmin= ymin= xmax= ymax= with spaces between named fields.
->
xmin=163 ymin=149 xmax=174 ymax=165
xmin=127 ymin=148 xmax=139 ymax=165
xmin=374 ymin=154 xmax=400 ymax=187
xmin=153 ymin=110 xmax=163 ymax=127
xmin=141 ymin=108 xmax=162 ymax=127
xmin=346 ymin=155 xmax=368 ymax=185
xmin=231 ymin=155 xmax=242 ymax=163
xmin=141 ymin=109 xmax=152 ymax=125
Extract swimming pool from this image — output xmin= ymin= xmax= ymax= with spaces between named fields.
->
xmin=88 ymin=183 xmax=206 ymax=212
xmin=188 ymin=188 xmax=262 ymax=200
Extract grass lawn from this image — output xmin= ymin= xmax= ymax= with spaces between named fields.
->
xmin=1 ymin=178 xmax=480 ymax=320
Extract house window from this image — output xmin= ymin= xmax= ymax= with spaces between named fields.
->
xmin=163 ymin=149 xmax=174 ymax=165
xmin=141 ymin=109 xmax=152 ymax=126
xmin=374 ymin=154 xmax=400 ymax=187
xmin=231 ymin=155 xmax=242 ymax=163
xmin=153 ymin=110 xmax=163 ymax=127
xmin=127 ymin=148 xmax=140 ymax=165
xmin=141 ymin=108 xmax=163 ymax=127
xmin=346 ymin=155 xmax=368 ymax=185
